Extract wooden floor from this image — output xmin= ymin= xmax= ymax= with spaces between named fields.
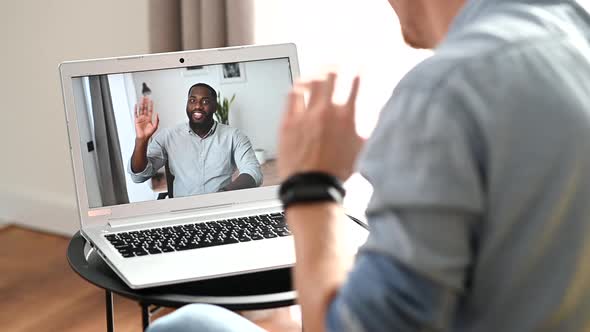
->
xmin=0 ymin=226 xmax=300 ymax=332
xmin=1 ymin=226 xmax=144 ymax=331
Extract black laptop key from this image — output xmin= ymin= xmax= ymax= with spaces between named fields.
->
xmin=277 ymin=230 xmax=291 ymax=237
xmin=225 ymin=238 xmax=239 ymax=244
xmin=177 ymin=243 xmax=199 ymax=251
xmin=275 ymin=221 xmax=288 ymax=229
xmin=121 ymin=252 xmax=135 ymax=258
xmin=114 ymin=244 xmax=131 ymax=250
xmin=109 ymin=239 xmax=125 ymax=246
xmin=147 ymin=248 xmax=162 ymax=255
xmin=133 ymin=250 xmax=148 ymax=256
xmin=251 ymin=234 xmax=264 ymax=241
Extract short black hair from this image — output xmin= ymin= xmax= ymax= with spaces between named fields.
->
xmin=188 ymin=83 xmax=217 ymax=102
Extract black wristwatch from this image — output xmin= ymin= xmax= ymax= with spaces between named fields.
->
xmin=279 ymin=172 xmax=346 ymax=209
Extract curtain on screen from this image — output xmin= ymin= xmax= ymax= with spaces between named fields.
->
xmin=88 ymin=76 xmax=130 ymax=206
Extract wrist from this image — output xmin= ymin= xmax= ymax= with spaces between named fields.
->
xmin=279 ymin=172 xmax=346 ymax=210
xmin=285 ymin=201 xmax=339 ymax=214
xmin=135 ymin=137 xmax=149 ymax=145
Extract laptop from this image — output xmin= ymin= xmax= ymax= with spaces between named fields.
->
xmin=59 ymin=43 xmax=369 ymax=289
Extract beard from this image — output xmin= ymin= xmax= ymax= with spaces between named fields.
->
xmin=188 ymin=111 xmax=215 ymax=130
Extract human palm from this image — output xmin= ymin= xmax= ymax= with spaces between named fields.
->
xmin=134 ymin=97 xmax=159 ymax=140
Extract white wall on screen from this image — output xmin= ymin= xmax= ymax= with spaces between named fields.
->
xmin=221 ymin=58 xmax=292 ymax=159
xmin=108 ymin=74 xmax=157 ymax=203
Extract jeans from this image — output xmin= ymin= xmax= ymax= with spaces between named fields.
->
xmin=146 ymin=304 xmax=265 ymax=332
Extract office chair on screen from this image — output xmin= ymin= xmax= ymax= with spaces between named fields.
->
xmin=157 ymin=161 xmax=174 ymax=199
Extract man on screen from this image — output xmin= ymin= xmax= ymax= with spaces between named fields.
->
xmin=128 ymin=83 xmax=262 ymax=197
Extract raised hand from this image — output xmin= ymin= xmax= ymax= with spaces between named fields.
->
xmin=278 ymin=73 xmax=364 ymax=181
xmin=134 ymin=96 xmax=159 ymax=140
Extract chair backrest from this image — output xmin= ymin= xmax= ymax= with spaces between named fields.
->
xmin=165 ymin=160 xmax=174 ymax=198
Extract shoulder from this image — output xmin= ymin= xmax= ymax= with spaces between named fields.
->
xmin=217 ymin=123 xmax=246 ymax=138
xmin=397 ymin=2 xmax=581 ymax=96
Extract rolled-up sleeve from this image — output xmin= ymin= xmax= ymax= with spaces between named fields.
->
xmin=327 ymin=250 xmax=460 ymax=332
xmin=232 ymin=130 xmax=263 ymax=186
xmin=128 ymin=134 xmax=167 ymax=183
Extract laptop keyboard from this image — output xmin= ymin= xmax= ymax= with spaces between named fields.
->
xmin=104 ymin=212 xmax=289 ymax=258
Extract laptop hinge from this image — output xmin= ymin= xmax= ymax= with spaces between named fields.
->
xmin=107 ymin=200 xmax=281 ymax=229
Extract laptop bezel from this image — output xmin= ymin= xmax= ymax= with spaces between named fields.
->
xmin=59 ymin=43 xmax=300 ymax=228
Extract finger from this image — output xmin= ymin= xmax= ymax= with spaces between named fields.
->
xmin=147 ymin=99 xmax=154 ymax=118
xmin=154 ymin=113 xmax=160 ymax=130
xmin=139 ymin=96 xmax=147 ymax=115
xmin=324 ymin=72 xmax=337 ymax=104
xmin=307 ymin=78 xmax=327 ymax=108
xmin=134 ymin=104 xmax=139 ymax=118
xmin=308 ymin=73 xmax=338 ymax=109
xmin=285 ymin=87 xmax=306 ymax=119
xmin=346 ymin=76 xmax=361 ymax=115
xmin=292 ymin=80 xmax=311 ymax=106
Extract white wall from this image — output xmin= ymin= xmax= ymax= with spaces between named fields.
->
xmin=0 ymin=0 xmax=152 ymax=235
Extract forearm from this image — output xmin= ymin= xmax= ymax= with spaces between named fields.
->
xmin=223 ymin=173 xmax=256 ymax=191
xmin=131 ymin=138 xmax=149 ymax=173
xmin=286 ymin=202 xmax=354 ymax=332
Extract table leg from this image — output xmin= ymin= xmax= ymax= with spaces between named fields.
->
xmin=141 ymin=303 xmax=150 ymax=331
xmin=105 ymin=290 xmax=114 ymax=332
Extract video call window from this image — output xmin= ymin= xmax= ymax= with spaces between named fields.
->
xmin=71 ymin=58 xmax=293 ymax=208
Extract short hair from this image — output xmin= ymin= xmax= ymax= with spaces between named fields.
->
xmin=187 ymin=83 xmax=217 ymax=102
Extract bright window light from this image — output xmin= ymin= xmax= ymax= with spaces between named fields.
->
xmin=253 ymin=0 xmax=432 ymax=137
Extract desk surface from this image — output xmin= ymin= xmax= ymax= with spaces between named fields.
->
xmin=67 ymin=232 xmax=297 ymax=310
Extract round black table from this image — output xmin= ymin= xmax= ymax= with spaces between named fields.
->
xmin=67 ymin=232 xmax=296 ymax=332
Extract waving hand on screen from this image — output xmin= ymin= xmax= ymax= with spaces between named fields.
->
xmin=134 ymin=96 xmax=159 ymax=140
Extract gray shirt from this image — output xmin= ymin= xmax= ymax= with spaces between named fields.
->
xmin=328 ymin=0 xmax=590 ymax=331
xmin=129 ymin=122 xmax=262 ymax=197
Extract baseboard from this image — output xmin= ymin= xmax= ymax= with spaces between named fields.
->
xmin=0 ymin=188 xmax=79 ymax=236
xmin=0 ymin=222 xmax=10 ymax=231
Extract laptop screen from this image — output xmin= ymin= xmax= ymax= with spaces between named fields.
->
xmin=71 ymin=57 xmax=293 ymax=208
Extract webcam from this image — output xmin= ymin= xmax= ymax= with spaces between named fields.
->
xmin=179 ymin=58 xmax=185 ymax=64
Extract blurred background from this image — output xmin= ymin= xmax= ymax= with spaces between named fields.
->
xmin=0 ymin=0 xmax=433 ymax=331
